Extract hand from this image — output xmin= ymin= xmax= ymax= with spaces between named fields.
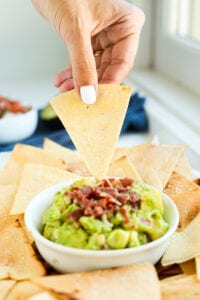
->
xmin=32 ymin=0 xmax=145 ymax=103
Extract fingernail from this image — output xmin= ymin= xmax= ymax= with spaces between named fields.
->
xmin=80 ymin=85 xmax=96 ymax=104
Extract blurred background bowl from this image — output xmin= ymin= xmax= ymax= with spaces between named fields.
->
xmin=0 ymin=108 xmax=38 ymax=144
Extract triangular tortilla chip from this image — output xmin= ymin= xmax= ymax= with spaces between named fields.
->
xmin=164 ymin=172 xmax=198 ymax=199
xmin=127 ymin=144 xmax=184 ymax=191
xmin=107 ymin=156 xmax=142 ymax=181
xmin=161 ymin=274 xmax=200 ymax=300
xmin=161 ymin=213 xmax=200 ymax=266
xmin=174 ymin=152 xmax=193 ymax=180
xmin=112 ymin=147 xmax=130 ymax=162
xmin=32 ymin=263 xmax=160 ymax=300
xmin=66 ymin=161 xmax=90 ymax=176
xmin=50 ymin=84 xmax=132 ymax=178
xmin=43 ymin=140 xmax=91 ymax=176
xmin=0 ymin=216 xmax=45 ymax=280
xmin=0 ymin=280 xmax=16 ymax=300
xmin=0 ymin=185 xmax=17 ymax=217
xmin=6 ymin=281 xmax=44 ymax=300
xmin=10 ymin=163 xmax=79 ymax=215
xmin=43 ymin=138 xmax=81 ymax=163
xmin=0 ymin=144 xmax=65 ymax=186
xmin=164 ymin=172 xmax=200 ymax=230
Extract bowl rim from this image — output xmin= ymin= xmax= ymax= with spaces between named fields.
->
xmin=25 ymin=178 xmax=179 ymax=257
xmin=0 ymin=107 xmax=37 ymax=123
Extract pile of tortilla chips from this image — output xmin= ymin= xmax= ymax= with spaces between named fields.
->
xmin=0 ymin=84 xmax=200 ymax=299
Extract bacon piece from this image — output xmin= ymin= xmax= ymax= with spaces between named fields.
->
xmin=120 ymin=206 xmax=130 ymax=224
xmin=121 ymin=178 xmax=134 ymax=188
xmin=93 ymin=206 xmax=104 ymax=217
xmin=117 ymin=194 xmax=129 ymax=205
xmin=64 ymin=178 xmax=138 ymax=220
xmin=66 ymin=208 xmax=84 ymax=221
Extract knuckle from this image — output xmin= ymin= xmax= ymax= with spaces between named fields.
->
xmin=129 ymin=6 xmax=145 ymax=29
xmin=138 ymin=9 xmax=145 ymax=26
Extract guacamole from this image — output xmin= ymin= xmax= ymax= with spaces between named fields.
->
xmin=42 ymin=178 xmax=169 ymax=250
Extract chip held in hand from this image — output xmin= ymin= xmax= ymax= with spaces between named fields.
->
xmin=50 ymin=84 xmax=132 ymax=179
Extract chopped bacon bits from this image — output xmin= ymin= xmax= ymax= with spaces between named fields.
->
xmin=93 ymin=206 xmax=104 ymax=217
xmin=121 ymin=178 xmax=134 ymax=187
xmin=64 ymin=178 xmax=140 ymax=220
xmin=120 ymin=206 xmax=130 ymax=224
xmin=66 ymin=208 xmax=84 ymax=221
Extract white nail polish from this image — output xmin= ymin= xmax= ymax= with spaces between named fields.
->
xmin=80 ymin=85 xmax=96 ymax=104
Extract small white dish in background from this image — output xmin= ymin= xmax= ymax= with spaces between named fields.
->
xmin=0 ymin=108 xmax=38 ymax=144
xmin=25 ymin=178 xmax=179 ymax=273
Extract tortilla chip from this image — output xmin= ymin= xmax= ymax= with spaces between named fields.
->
xmin=161 ymin=273 xmax=187 ymax=282
xmin=0 ymin=144 xmax=65 ymax=186
xmin=0 ymin=280 xmax=16 ymax=300
xmin=32 ymin=263 xmax=160 ymax=300
xmin=10 ymin=163 xmax=79 ymax=215
xmin=164 ymin=172 xmax=198 ymax=198
xmin=161 ymin=213 xmax=200 ymax=266
xmin=127 ymin=144 xmax=184 ymax=191
xmin=27 ymin=291 xmax=60 ymax=300
xmin=195 ymin=256 xmax=200 ymax=280
xmin=150 ymin=135 xmax=160 ymax=145
xmin=0 ymin=185 xmax=17 ymax=217
xmin=6 ymin=281 xmax=44 ymax=300
xmin=161 ymin=274 xmax=200 ymax=299
xmin=112 ymin=147 xmax=130 ymax=162
xmin=107 ymin=156 xmax=142 ymax=181
xmin=66 ymin=161 xmax=90 ymax=176
xmin=164 ymin=172 xmax=200 ymax=230
xmin=174 ymin=152 xmax=193 ymax=180
xmin=43 ymin=138 xmax=81 ymax=163
xmin=0 ymin=216 xmax=45 ymax=280
xmin=179 ymin=259 xmax=196 ymax=275
xmin=172 ymin=189 xmax=200 ymax=230
xmin=16 ymin=214 xmax=34 ymax=244
xmin=50 ymin=84 xmax=132 ymax=179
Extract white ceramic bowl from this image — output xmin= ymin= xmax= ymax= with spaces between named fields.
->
xmin=25 ymin=179 xmax=179 ymax=273
xmin=0 ymin=108 xmax=38 ymax=144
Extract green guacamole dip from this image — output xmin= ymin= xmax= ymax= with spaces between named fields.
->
xmin=42 ymin=178 xmax=169 ymax=250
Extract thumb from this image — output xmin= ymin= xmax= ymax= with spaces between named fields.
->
xmin=67 ymin=32 xmax=97 ymax=104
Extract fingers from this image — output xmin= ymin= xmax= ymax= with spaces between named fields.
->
xmin=100 ymin=7 xmax=144 ymax=84
xmin=52 ymin=2 xmax=145 ymax=102
xmin=66 ymin=30 xmax=98 ymax=104
xmin=100 ymin=34 xmax=139 ymax=84
xmin=97 ymin=47 xmax=112 ymax=82
xmin=55 ymin=55 xmax=103 ymax=94
xmin=54 ymin=67 xmax=74 ymax=93
xmin=59 ymin=78 xmax=74 ymax=92
xmin=54 ymin=67 xmax=72 ymax=87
